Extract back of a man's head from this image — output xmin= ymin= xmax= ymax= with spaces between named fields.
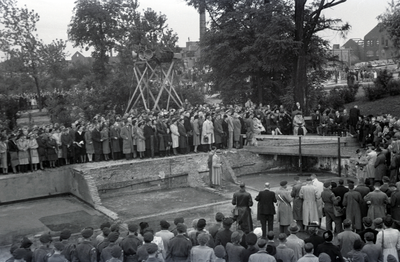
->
xmin=267 ymin=231 xmax=275 ymax=241
xmin=364 ymin=232 xmax=374 ymax=242
xmin=278 ymin=233 xmax=287 ymax=243
xmin=338 ymin=179 xmax=344 ymax=185
xmin=304 ymin=243 xmax=314 ymax=254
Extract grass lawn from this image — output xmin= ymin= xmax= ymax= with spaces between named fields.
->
xmin=344 ymin=83 xmax=400 ymax=116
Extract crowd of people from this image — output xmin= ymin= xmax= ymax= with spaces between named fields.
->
xmin=5 ymin=96 xmax=400 ymax=175
xmin=6 ymin=174 xmax=400 ymax=262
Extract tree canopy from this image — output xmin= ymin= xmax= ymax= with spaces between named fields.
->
xmin=379 ymin=0 xmax=400 ymax=57
xmin=185 ymin=0 xmax=349 ymax=110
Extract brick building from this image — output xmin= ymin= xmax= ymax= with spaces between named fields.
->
xmin=363 ymin=23 xmax=396 ymax=61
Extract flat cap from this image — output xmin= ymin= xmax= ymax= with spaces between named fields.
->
xmin=280 ymin=181 xmax=287 ymax=187
xmin=81 ymin=228 xmax=94 ymax=238
xmin=146 ymin=243 xmax=159 ymax=254
xmin=60 ymin=229 xmax=71 ymax=240
xmin=39 ymin=233 xmax=52 ymax=244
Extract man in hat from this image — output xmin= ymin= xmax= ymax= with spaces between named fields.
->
xmin=337 ymin=219 xmax=362 ymax=259
xmin=365 ymin=145 xmax=377 ymax=183
xmin=354 ymin=178 xmax=371 ymax=219
xmin=275 ymin=181 xmax=293 ymax=234
xmin=144 ymin=243 xmax=160 ymax=262
xmin=47 ymin=242 xmax=68 ymax=262
xmin=137 ymin=231 xmax=156 ymax=262
xmin=375 ymin=146 xmax=387 ymax=181
xmin=304 ymin=223 xmax=324 ymax=256
xmin=299 ymin=178 xmax=319 ymax=228
xmin=390 ymin=182 xmax=400 ymax=221
xmin=389 ymin=150 xmax=400 ymax=184
xmin=226 ymin=231 xmax=245 ymax=262
xmin=156 ymin=115 xmax=168 ymax=157
xmin=33 ymin=233 xmax=54 ymax=262
xmin=166 ymin=223 xmax=192 ymax=262
xmin=291 ymin=177 xmax=304 ymax=232
xmin=100 ymin=232 xmax=122 ymax=262
xmin=275 ymin=233 xmax=296 ymax=262
xmin=10 ymin=248 xmax=27 ymax=262
xmin=286 ymin=222 xmax=305 ymax=261
xmin=207 ymin=212 xmax=225 ymax=240
xmin=358 ymin=217 xmax=378 ymax=244
xmin=242 ymin=233 xmax=259 ymax=262
xmin=120 ymin=223 xmax=142 ymax=262
xmin=215 ymin=218 xmax=234 ymax=247
xmin=177 ymin=118 xmax=188 ymax=154
xmin=343 ymin=180 xmax=363 ymax=231
xmin=316 ymin=230 xmax=343 ymax=262
xmin=364 ymin=181 xmax=389 ymax=220
xmin=143 ymin=118 xmax=155 ymax=158
xmin=120 ymin=118 xmax=134 ymax=160
xmin=59 ymin=229 xmax=75 ymax=262
xmin=321 ymin=180 xmax=343 ymax=233
xmin=155 ymin=220 xmax=174 ymax=253
xmin=232 ymin=183 xmax=253 ymax=233
xmin=255 ymin=182 xmax=276 ymax=238
xmin=74 ymin=228 xmax=97 ymax=262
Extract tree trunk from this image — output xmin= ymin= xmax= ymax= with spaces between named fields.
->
xmin=33 ymin=75 xmax=42 ymax=112
xmin=293 ymin=0 xmax=307 ymax=113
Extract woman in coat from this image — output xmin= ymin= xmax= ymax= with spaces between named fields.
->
xmin=192 ymin=115 xmax=201 ymax=153
xmin=101 ymin=125 xmax=110 ymax=161
xmin=61 ymin=128 xmax=73 ymax=165
xmin=8 ymin=134 xmax=19 ymax=173
xmin=74 ymin=125 xmax=86 ymax=163
xmin=136 ymin=122 xmax=146 ymax=158
xmin=46 ymin=134 xmax=58 ymax=168
xmin=376 ymin=216 xmax=400 ymax=262
xmin=170 ymin=119 xmax=180 ymax=155
xmin=84 ymin=124 xmax=94 ymax=162
xmin=0 ymin=135 xmax=8 ymax=174
xmin=36 ymin=132 xmax=47 ymax=170
xmin=178 ymin=118 xmax=188 ymax=154
xmin=120 ymin=119 xmax=134 ymax=160
xmin=201 ymin=115 xmax=214 ymax=151
xmin=110 ymin=122 xmax=121 ymax=160
xmin=16 ymin=134 xmax=29 ymax=172
xmin=52 ymin=128 xmax=63 ymax=160
xmin=28 ymin=134 xmax=39 ymax=171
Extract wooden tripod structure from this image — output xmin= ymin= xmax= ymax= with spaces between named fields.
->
xmin=125 ymin=60 xmax=183 ymax=113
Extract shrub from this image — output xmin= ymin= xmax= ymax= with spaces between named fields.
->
xmin=374 ymin=69 xmax=393 ymax=93
xmin=387 ymin=79 xmax=400 ymax=96
xmin=363 ymin=84 xmax=386 ymax=101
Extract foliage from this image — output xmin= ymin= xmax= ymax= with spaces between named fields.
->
xmin=68 ymin=0 xmax=179 ymax=82
xmin=374 ymin=69 xmax=393 ymax=93
xmin=0 ymin=0 xmax=68 ymax=106
xmin=363 ymin=84 xmax=387 ymax=101
xmin=0 ymin=95 xmax=19 ymax=130
xmin=387 ymin=78 xmax=400 ymax=96
xmin=378 ymin=1 xmax=400 ymax=57
xmin=185 ymin=0 xmax=298 ymax=106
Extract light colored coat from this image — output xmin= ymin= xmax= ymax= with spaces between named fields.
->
xmin=120 ymin=124 xmax=134 ymax=154
xmin=364 ymin=189 xmax=389 ymax=220
xmin=276 ymin=187 xmax=293 ymax=226
xmin=299 ymin=184 xmax=319 ymax=225
xmin=201 ymin=119 xmax=215 ymax=145
xmin=170 ymin=123 xmax=179 ymax=148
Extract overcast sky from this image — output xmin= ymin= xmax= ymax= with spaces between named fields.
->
xmin=1 ymin=0 xmax=390 ymax=60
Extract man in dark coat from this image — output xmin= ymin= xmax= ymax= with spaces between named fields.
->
xmin=304 ymin=224 xmax=324 ymax=256
xmin=120 ymin=223 xmax=142 ymax=262
xmin=374 ymin=146 xmax=387 ymax=181
xmin=255 ymin=182 xmax=277 ymax=238
xmin=332 ymin=179 xmax=348 ymax=221
xmin=291 ymin=177 xmax=304 ymax=231
xmin=73 ymin=228 xmax=97 ymax=262
xmin=143 ymin=119 xmax=155 ymax=158
xmin=177 ymin=118 xmax=188 ymax=154
xmin=357 ymin=217 xmax=378 ymax=243
xmin=389 ymin=150 xmax=400 ymax=184
xmin=316 ymin=230 xmax=344 ymax=262
xmin=166 ymin=223 xmax=192 ymax=262
xmin=232 ymin=183 xmax=253 ymax=233
xmin=391 ymin=183 xmax=400 ymax=221
xmin=354 ymin=178 xmax=371 ymax=219
xmin=91 ymin=123 xmax=103 ymax=162
xmin=322 ymin=181 xmax=342 ymax=233
xmin=156 ymin=116 xmax=168 ymax=157
xmin=349 ymin=105 xmax=360 ymax=135
xmin=183 ymin=112 xmax=192 ymax=153
xmin=214 ymin=218 xmax=234 ymax=247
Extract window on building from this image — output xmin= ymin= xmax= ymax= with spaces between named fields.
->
xmin=366 ymin=50 xmax=374 ymax=57
xmin=366 ymin=40 xmax=370 ymax=47
xmin=376 ymin=39 xmax=379 ymax=46
xmin=386 ymin=39 xmax=389 ymax=46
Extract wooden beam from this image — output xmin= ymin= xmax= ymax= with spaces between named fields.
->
xmin=244 ymin=146 xmax=351 ymax=158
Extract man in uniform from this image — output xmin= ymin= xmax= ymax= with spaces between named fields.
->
xmin=73 ymin=228 xmax=97 ymax=262
xmin=166 ymin=223 xmax=192 ymax=262
xmin=275 ymin=181 xmax=293 ymax=234
xmin=120 ymin=223 xmax=142 ymax=262
xmin=255 ymin=182 xmax=277 ymax=238
xmin=33 ymin=233 xmax=54 ymax=262
xmin=232 ymin=182 xmax=253 ymax=233
xmin=291 ymin=177 xmax=304 ymax=231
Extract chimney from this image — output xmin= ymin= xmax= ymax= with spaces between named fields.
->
xmin=199 ymin=0 xmax=206 ymax=42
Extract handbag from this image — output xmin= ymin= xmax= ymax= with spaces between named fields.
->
xmin=232 ymin=195 xmax=239 ymax=216
xmin=203 ymin=135 xmax=209 ymax=143
xmin=333 ymin=205 xmax=344 ymax=217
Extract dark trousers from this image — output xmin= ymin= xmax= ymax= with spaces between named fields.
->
xmin=259 ymin=214 xmax=274 ymax=238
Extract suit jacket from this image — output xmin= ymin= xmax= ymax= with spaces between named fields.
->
xmin=332 ymin=185 xmax=349 ymax=207
xmin=255 ymin=189 xmax=276 ymax=215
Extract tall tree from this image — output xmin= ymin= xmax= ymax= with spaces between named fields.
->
xmin=378 ymin=0 xmax=400 ymax=56
xmin=292 ymin=0 xmax=349 ymax=112
xmin=0 ymin=0 xmax=67 ymax=110
xmin=184 ymin=0 xmax=298 ymax=104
